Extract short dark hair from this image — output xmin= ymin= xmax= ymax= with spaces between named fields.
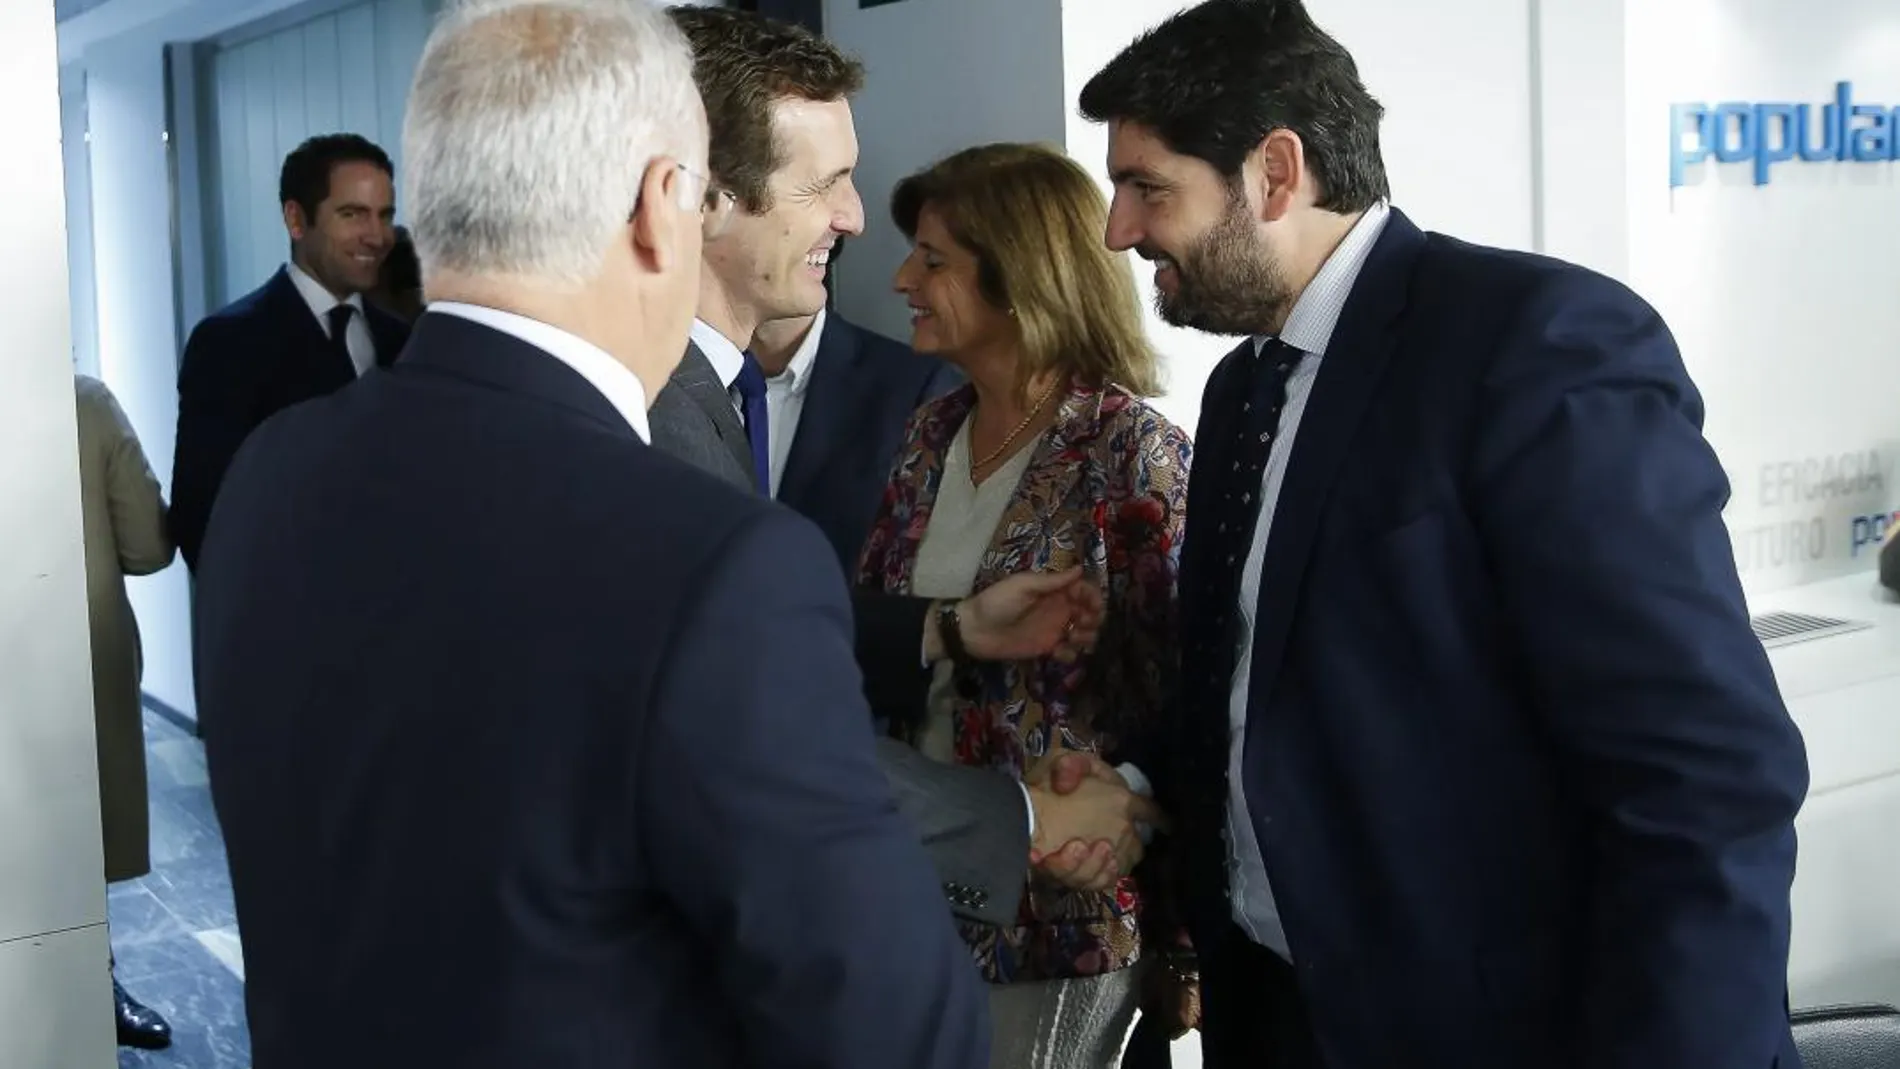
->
xmin=382 ymin=225 xmax=421 ymax=292
xmin=666 ymin=6 xmax=864 ymax=213
xmin=278 ymin=133 xmax=393 ymax=222
xmin=1078 ymin=0 xmax=1388 ymax=213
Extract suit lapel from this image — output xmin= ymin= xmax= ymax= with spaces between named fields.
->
xmin=778 ymin=319 xmax=860 ymax=507
xmin=263 ymin=268 xmax=330 ymax=352
xmin=1243 ymin=211 xmax=1426 ymax=716
xmin=674 ymin=343 xmax=756 ymax=482
xmin=1179 ymin=341 xmax=1255 ymax=646
xmin=263 ymin=268 xmax=357 ymax=391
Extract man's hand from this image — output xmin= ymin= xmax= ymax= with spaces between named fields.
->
xmin=947 ymin=567 xmax=1104 ymax=663
xmin=1024 ymin=750 xmax=1163 ymax=892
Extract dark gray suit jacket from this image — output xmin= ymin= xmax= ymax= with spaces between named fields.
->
xmin=649 ymin=338 xmax=1029 ymax=926
xmin=649 ymin=344 xmax=754 ymax=491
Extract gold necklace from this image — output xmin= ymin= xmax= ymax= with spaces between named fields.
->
xmin=970 ymin=378 xmax=1061 ymax=472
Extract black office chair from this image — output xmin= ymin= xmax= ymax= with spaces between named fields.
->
xmin=1792 ymin=1004 xmax=1900 ymax=1068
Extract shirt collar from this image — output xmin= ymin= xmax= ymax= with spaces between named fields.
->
xmin=428 ymin=301 xmax=651 ymax=443
xmin=689 ymin=318 xmax=747 ymax=389
xmin=774 ymin=307 xmax=826 ymax=395
xmin=286 ymin=260 xmax=365 ymax=329
xmin=1255 ymin=200 xmax=1391 ymax=359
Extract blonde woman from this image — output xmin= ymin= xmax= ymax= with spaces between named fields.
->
xmin=857 ymin=143 xmax=1195 ymax=1068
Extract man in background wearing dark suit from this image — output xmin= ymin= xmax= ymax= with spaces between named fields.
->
xmin=1080 ymin=2 xmax=1810 ymax=1067
xmin=196 ymin=2 xmax=1012 ymax=1066
xmin=750 ymin=283 xmax=959 ymax=572
xmin=170 ymin=133 xmax=408 ymax=571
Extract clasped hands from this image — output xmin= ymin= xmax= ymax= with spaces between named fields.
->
xmin=935 ymin=566 xmax=1167 ymax=891
xmin=1025 ymin=747 xmax=1165 ymax=892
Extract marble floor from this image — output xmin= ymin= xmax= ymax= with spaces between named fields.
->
xmin=109 ymin=709 xmax=250 ymax=1069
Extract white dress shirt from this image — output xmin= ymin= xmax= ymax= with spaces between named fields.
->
xmin=429 ymin=302 xmax=651 ymax=443
xmin=688 ymin=317 xmax=748 ymax=395
xmin=763 ymin=308 xmax=825 ymax=498
xmin=1226 ymin=201 xmax=1392 ymax=957
xmin=286 ymin=261 xmax=376 ymax=376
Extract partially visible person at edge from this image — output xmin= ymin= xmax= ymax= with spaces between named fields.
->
xmin=1077 ymin=1 xmax=1809 ymax=1067
xmin=370 ymin=225 xmax=425 ymax=322
xmin=74 ymin=374 xmax=178 ymax=1052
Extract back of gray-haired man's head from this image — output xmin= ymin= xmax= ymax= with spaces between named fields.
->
xmin=403 ymin=0 xmax=705 ymax=287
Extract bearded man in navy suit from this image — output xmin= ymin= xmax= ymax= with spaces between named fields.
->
xmin=1078 ymin=2 xmax=1810 ymax=1067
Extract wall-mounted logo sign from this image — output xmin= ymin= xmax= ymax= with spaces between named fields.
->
xmin=1670 ymin=81 xmax=1898 ymax=187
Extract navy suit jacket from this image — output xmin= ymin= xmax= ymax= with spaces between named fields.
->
xmin=193 ymin=312 xmax=987 ymax=1069
xmin=778 ymin=314 xmax=959 ymax=572
xmin=171 ymin=266 xmax=410 ymax=571
xmin=1169 ymin=209 xmax=1808 ymax=1068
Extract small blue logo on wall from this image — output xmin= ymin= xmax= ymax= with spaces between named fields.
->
xmin=1670 ymin=82 xmax=1899 ymax=187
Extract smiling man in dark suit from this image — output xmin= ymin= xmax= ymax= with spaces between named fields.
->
xmin=648 ymin=7 xmax=868 ymax=495
xmin=750 ymin=285 xmax=958 ymax=572
xmin=170 ymin=133 xmax=408 ymax=572
xmin=1079 ymin=2 xmax=1810 ymax=1067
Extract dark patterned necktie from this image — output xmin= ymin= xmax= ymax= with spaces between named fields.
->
xmin=733 ymin=350 xmax=771 ymax=495
xmin=1194 ymin=337 xmax=1302 ymax=685
xmin=1176 ymin=337 xmax=1303 ymax=907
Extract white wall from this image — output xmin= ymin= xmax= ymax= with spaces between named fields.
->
xmin=59 ymin=67 xmax=101 ymax=377
xmin=1 ymin=0 xmax=117 ymax=1064
xmin=823 ymin=0 xmax=1069 ymax=345
xmin=1534 ymin=0 xmax=1632 ymax=279
xmin=1625 ymin=0 xmax=1900 ymax=597
xmin=82 ymin=28 xmax=199 ymax=718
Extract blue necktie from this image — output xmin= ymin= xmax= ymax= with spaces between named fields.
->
xmin=733 ymin=350 xmax=771 ymax=495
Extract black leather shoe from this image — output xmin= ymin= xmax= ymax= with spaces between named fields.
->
xmin=114 ymin=979 xmax=173 ymax=1050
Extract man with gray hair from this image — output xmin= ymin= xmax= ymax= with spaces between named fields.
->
xmin=193 ymin=2 xmax=989 ymax=1067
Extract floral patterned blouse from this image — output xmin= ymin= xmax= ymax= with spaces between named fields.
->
xmin=855 ymin=379 xmax=1192 ymax=984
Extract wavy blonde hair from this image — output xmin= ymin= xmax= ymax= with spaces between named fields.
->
xmin=891 ymin=142 xmax=1161 ymax=400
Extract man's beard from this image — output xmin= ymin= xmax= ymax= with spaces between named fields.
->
xmin=1153 ymin=193 xmax=1292 ymax=338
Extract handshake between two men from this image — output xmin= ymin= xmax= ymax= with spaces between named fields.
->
xmin=921 ymin=566 xmax=1167 ymax=892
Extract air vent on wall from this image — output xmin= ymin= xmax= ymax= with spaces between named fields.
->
xmin=1749 ymin=611 xmax=1872 ymax=649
